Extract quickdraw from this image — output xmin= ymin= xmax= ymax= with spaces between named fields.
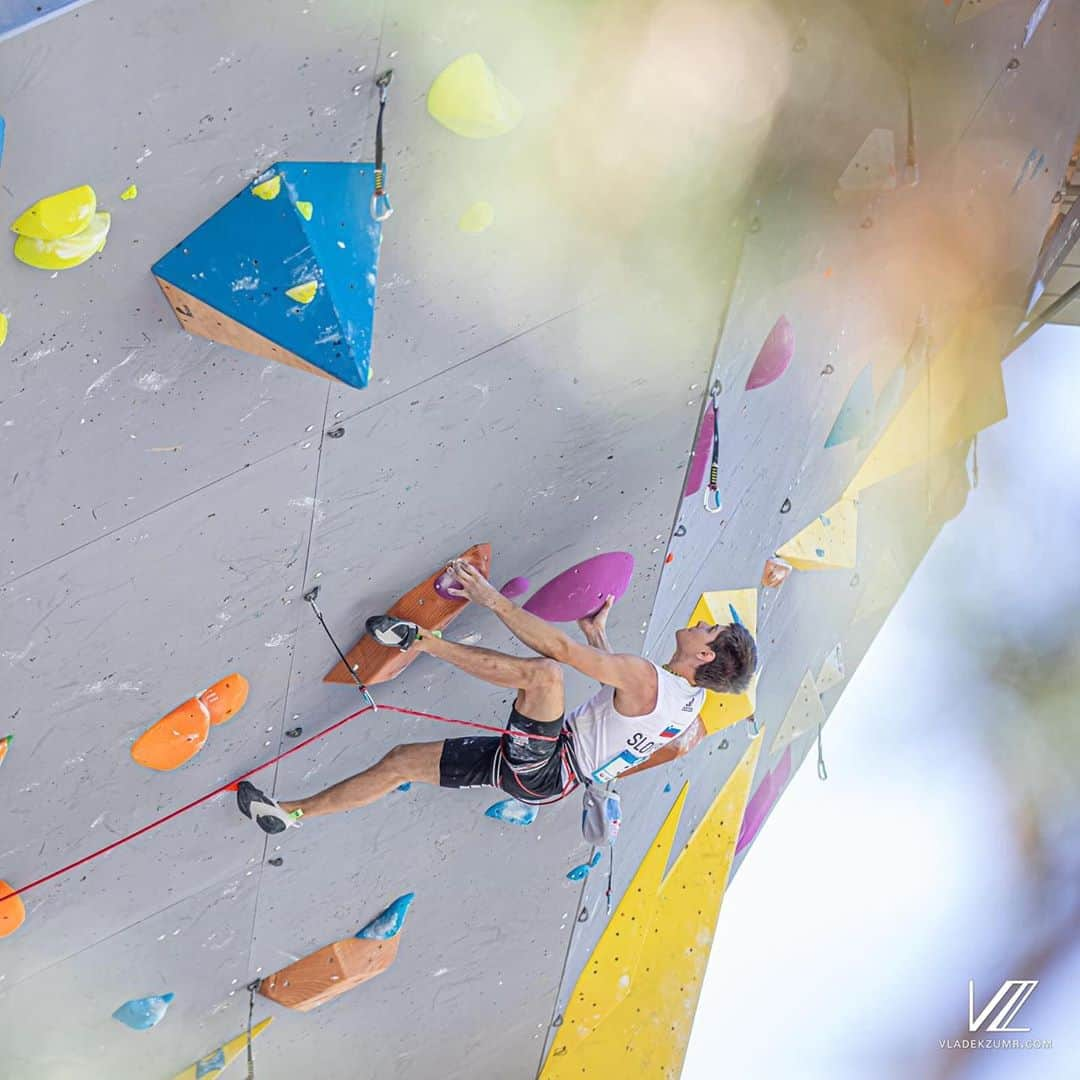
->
xmin=703 ymin=380 xmax=723 ymax=513
xmin=371 ymin=69 xmax=394 ymax=221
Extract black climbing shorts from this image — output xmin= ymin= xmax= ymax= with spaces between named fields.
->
xmin=439 ymin=705 xmax=577 ymax=804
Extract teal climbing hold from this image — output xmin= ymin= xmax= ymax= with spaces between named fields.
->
xmin=0 ymin=117 xmax=6 ymax=169
xmin=152 ymin=162 xmax=385 ymax=390
xmin=112 ymin=992 xmax=174 ymax=1031
xmin=728 ymin=603 xmax=742 ymax=626
xmin=485 ymin=798 xmax=538 ymax=825
xmin=566 ymin=851 xmax=603 ymax=881
xmin=356 ymin=893 xmax=415 ymax=940
xmin=825 ymin=364 xmax=874 ymax=448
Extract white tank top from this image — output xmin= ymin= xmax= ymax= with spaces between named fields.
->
xmin=566 ymin=661 xmax=706 ymax=784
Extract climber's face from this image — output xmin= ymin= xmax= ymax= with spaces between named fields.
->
xmin=675 ymin=621 xmax=723 ymax=663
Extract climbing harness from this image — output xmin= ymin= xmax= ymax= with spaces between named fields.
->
xmin=303 ymin=586 xmax=377 ymax=712
xmin=703 ymin=381 xmax=723 ymax=513
xmin=371 ymin=70 xmax=394 ymax=221
xmin=816 ymin=723 xmax=828 ymax=781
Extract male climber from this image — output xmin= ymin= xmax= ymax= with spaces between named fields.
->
xmin=236 ymin=559 xmax=757 ymax=834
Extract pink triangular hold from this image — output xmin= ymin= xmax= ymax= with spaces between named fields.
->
xmin=745 ymin=316 xmax=795 ymax=390
xmin=683 ymin=399 xmax=716 ymax=498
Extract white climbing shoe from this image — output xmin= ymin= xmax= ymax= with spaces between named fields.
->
xmin=236 ymin=781 xmax=301 ymax=835
xmin=366 ymin=615 xmax=422 ymax=650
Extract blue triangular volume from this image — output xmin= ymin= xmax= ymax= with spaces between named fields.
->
xmin=152 ymin=162 xmax=383 ymax=389
xmin=824 ymin=363 xmax=874 ymax=448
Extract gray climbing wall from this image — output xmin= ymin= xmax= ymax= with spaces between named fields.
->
xmin=1 ymin=1 xmax=1077 ymax=1078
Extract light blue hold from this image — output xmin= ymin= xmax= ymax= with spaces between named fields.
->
xmin=0 ymin=116 xmax=5 ymax=168
xmin=356 ymin=892 xmax=415 ymax=940
xmin=824 ymin=364 xmax=874 ymax=448
xmin=566 ymin=850 xmax=603 ymax=881
xmin=663 ymin=782 xmax=672 ymax=793
xmin=485 ymin=798 xmax=538 ymax=826
xmin=112 ymin=992 xmax=174 ymax=1031
xmin=196 ymin=1049 xmax=226 ymax=1078
xmin=728 ymin=603 xmax=742 ymax=626
xmin=396 ymin=782 xmax=412 ymax=792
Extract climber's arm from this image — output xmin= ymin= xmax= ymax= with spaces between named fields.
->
xmin=447 ymin=560 xmax=653 ymax=695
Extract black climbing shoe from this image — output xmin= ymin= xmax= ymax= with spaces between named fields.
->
xmin=366 ymin=615 xmax=421 ymax=651
xmin=236 ymin=780 xmax=301 ymax=835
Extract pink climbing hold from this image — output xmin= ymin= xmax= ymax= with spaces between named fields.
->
xmin=522 ymin=552 xmax=634 ymax=622
xmin=499 ymin=576 xmax=530 ymax=600
xmin=433 ymin=569 xmax=466 ymax=601
xmin=683 ymin=399 xmax=716 ymax=498
xmin=745 ymin=316 xmax=795 ymax=390
xmin=736 ymin=746 xmax=792 ymax=854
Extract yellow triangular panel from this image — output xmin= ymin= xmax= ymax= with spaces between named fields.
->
xmin=690 ymin=589 xmax=759 ymax=734
xmin=542 ymin=738 xmax=761 ymax=1078
xmin=171 ymin=1017 xmax=273 ymax=1080
xmin=815 ymin=644 xmax=845 ymax=694
xmin=844 ymin=311 xmax=1006 ymax=498
xmin=770 ymin=670 xmax=826 ymax=754
xmin=776 ymin=498 xmax=857 ymax=571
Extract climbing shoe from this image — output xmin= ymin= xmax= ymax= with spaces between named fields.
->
xmin=366 ymin=615 xmax=422 ymax=650
xmin=236 ymin=780 xmax=301 ymax=835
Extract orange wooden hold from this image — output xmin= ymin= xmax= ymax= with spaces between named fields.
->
xmin=761 ymin=557 xmax=792 ymax=589
xmin=200 ymin=673 xmax=249 ymax=726
xmin=259 ymin=935 xmax=400 ymax=1012
xmin=0 ymin=880 xmax=26 ymax=938
xmin=325 ymin=543 xmax=492 ymax=686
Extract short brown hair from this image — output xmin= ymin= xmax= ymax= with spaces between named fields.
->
xmin=693 ymin=623 xmax=757 ymax=693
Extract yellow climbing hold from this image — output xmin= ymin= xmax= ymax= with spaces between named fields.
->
xmin=120 ymin=184 xmax=138 ymax=201
xmin=296 ymin=200 xmax=313 ymax=221
xmin=171 ymin=1018 xmax=273 ymax=1080
xmin=427 ymin=53 xmax=522 ymax=139
xmin=286 ymin=280 xmax=318 ymax=304
xmin=0 ymin=313 xmax=7 ymax=348
xmin=10 ymin=184 xmax=97 ymax=240
xmin=459 ymin=201 xmax=494 ymax=233
xmin=13 ymin=211 xmax=111 ymax=270
xmin=252 ymin=175 xmax=281 ymax=201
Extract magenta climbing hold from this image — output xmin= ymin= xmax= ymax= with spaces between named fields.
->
xmin=736 ymin=746 xmax=792 ymax=854
xmin=523 ymin=552 xmax=634 ymax=622
xmin=498 ymin=576 xmax=530 ymax=600
xmin=434 ymin=569 xmax=466 ymax=601
xmin=683 ymin=399 xmax=716 ymax=498
xmin=745 ymin=316 xmax=795 ymax=390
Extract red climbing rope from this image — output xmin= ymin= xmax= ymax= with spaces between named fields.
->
xmin=6 ymin=703 xmax=560 ymax=901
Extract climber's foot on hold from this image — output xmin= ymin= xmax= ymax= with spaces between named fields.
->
xmin=366 ymin=615 xmax=424 ymax=651
xmin=236 ymin=780 xmax=301 ymax=835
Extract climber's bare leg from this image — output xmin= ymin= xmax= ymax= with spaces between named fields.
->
xmin=280 ymin=740 xmax=443 ymax=819
xmin=416 ymin=634 xmax=564 ymax=722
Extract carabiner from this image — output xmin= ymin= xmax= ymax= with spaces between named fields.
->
xmin=370 ymin=191 xmax=394 ymax=222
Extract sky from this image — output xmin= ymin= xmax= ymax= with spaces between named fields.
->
xmin=682 ymin=325 xmax=1080 ymax=1080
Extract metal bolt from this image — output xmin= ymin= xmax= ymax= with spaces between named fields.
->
xmin=286 ymin=726 xmax=303 ymax=738
xmin=327 ymin=426 xmax=345 ymax=438
xmin=780 ymin=498 xmax=792 ymax=514
xmin=268 ymin=857 xmax=283 ymax=867
xmin=1006 ymin=57 xmax=1020 ymax=70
